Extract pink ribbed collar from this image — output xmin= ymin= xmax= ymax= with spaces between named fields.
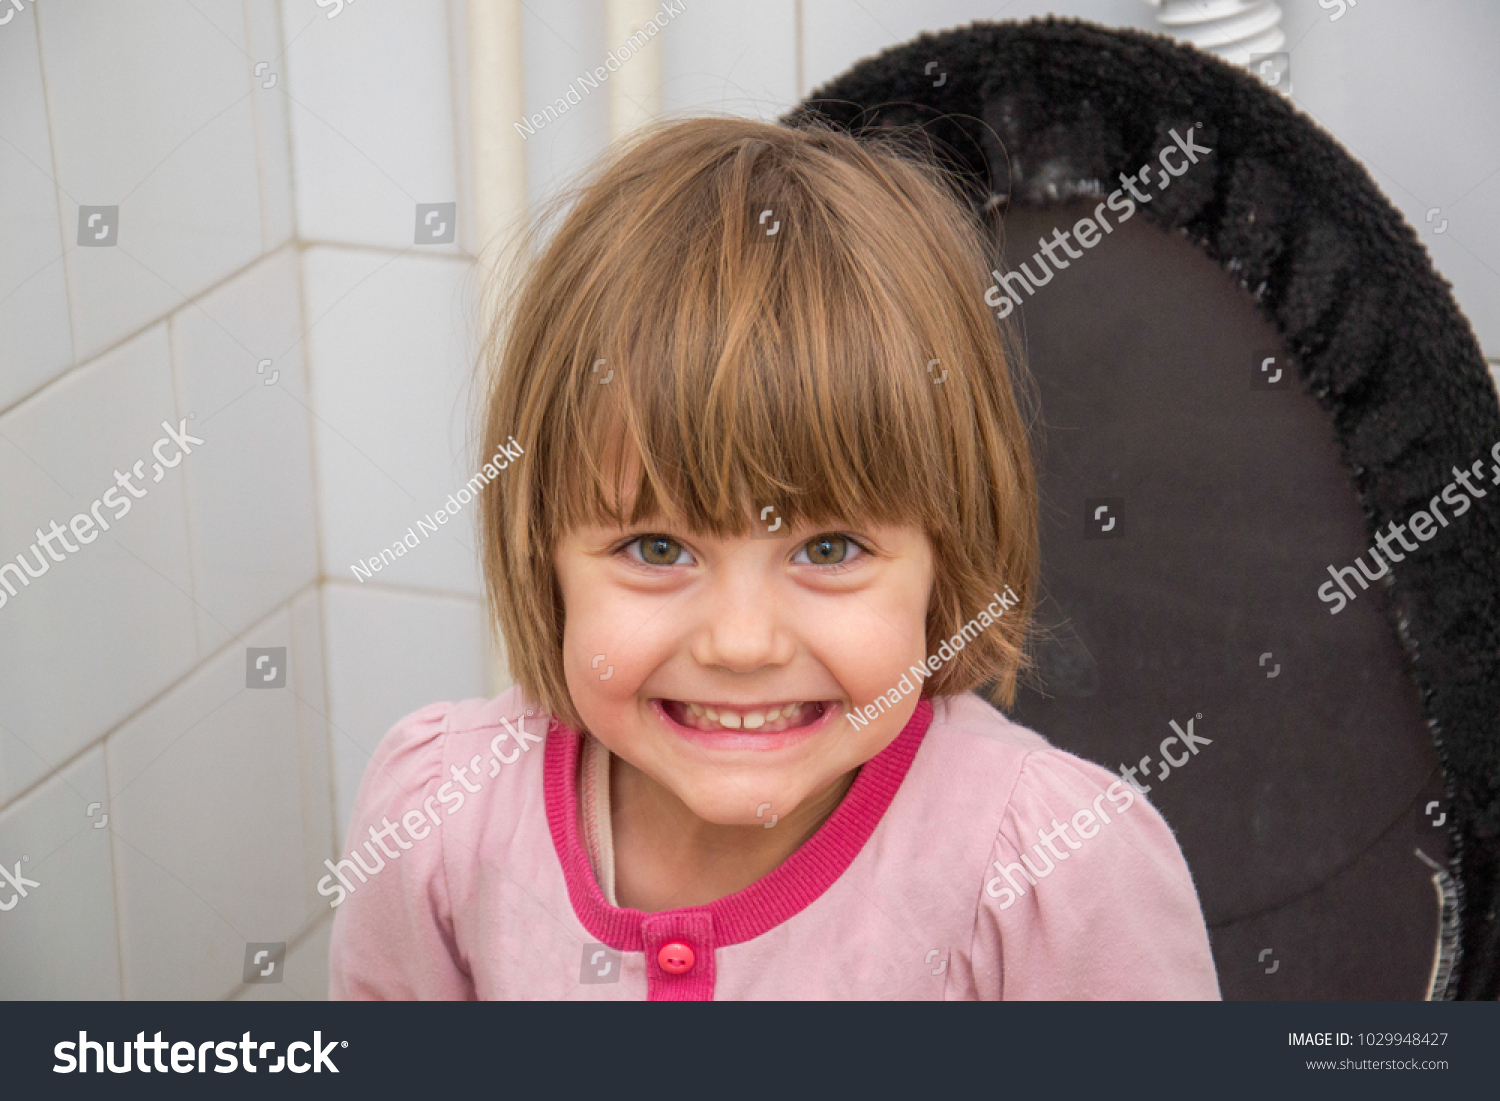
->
xmin=544 ymin=699 xmax=934 ymax=950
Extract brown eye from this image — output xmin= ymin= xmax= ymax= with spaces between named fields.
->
xmin=635 ymin=535 xmax=686 ymax=566
xmin=802 ymin=534 xmax=851 ymax=566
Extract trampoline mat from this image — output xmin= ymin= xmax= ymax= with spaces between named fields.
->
xmin=997 ymin=200 xmax=1449 ymax=1000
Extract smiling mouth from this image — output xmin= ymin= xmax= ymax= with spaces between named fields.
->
xmin=658 ymin=699 xmax=830 ymax=733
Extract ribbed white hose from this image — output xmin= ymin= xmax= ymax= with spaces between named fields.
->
xmin=1141 ymin=0 xmax=1287 ymax=66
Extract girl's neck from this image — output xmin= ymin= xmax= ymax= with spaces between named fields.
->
xmin=608 ymin=753 xmax=856 ymax=913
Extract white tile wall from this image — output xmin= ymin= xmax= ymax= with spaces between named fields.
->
xmin=0 ymin=745 xmax=122 ymax=999
xmin=106 ymin=595 xmax=331 ymax=1000
xmin=302 ymin=246 xmax=484 ymax=596
xmin=321 ymin=582 xmax=495 ymax=843
xmin=660 ymin=0 xmax=798 ymax=120
xmin=1 ymin=0 xmax=502 ymax=1001
xmin=280 ymin=0 xmax=462 ymax=252
xmin=0 ymin=324 xmax=198 ymax=807
xmin=170 ymin=246 xmax=320 ymax=655
xmin=39 ymin=0 xmax=266 ymax=365
xmin=0 ymin=6 xmax=74 ymax=411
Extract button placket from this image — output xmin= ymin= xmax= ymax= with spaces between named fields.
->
xmin=642 ymin=912 xmax=715 ymax=1001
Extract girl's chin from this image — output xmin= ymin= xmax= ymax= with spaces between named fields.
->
xmin=648 ymin=696 xmax=840 ymax=753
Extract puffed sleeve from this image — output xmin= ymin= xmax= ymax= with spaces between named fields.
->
xmin=975 ymin=749 xmax=1220 ymax=999
xmin=328 ymin=703 xmax=475 ymax=1000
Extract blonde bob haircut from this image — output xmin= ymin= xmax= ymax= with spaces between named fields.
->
xmin=477 ymin=115 xmax=1037 ymax=733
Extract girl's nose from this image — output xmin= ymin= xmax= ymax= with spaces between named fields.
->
xmin=689 ymin=567 xmax=796 ymax=673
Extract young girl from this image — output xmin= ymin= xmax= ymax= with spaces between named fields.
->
xmin=327 ymin=116 xmax=1219 ymax=1000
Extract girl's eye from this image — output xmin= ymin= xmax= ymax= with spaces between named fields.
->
xmin=626 ymin=535 xmax=694 ymax=567
xmin=795 ymin=534 xmax=864 ymax=568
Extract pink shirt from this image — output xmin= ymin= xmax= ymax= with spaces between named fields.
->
xmin=327 ymin=688 xmax=1220 ymax=1000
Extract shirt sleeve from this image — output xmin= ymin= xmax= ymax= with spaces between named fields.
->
xmin=328 ymin=703 xmax=476 ymax=1000
xmin=975 ymin=749 xmax=1221 ymax=1000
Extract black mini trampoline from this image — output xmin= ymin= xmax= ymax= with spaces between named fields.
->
xmin=784 ymin=16 xmax=1500 ymax=1000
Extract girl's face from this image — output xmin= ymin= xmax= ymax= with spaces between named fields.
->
xmin=554 ymin=505 xmax=935 ymax=826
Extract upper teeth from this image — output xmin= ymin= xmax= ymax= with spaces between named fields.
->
xmin=687 ymin=702 xmax=789 ymax=729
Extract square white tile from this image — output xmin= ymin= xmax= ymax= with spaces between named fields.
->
xmin=320 ymin=582 xmax=490 ymax=841
xmin=107 ymin=603 xmax=329 ymax=999
xmin=280 ymin=0 xmax=460 ymax=251
xmin=170 ymin=246 xmax=319 ymax=653
xmin=0 ymin=745 xmax=122 ymax=999
xmin=302 ymin=247 xmax=484 ymax=596
xmin=38 ymin=0 xmax=264 ymax=363
xmin=0 ymin=324 xmax=198 ymax=807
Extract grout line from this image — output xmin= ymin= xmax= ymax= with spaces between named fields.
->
xmin=0 ymin=578 xmax=322 ymax=817
xmin=296 ymin=236 xmax=476 ymax=261
xmin=243 ymin=0 xmax=275 ymax=254
xmin=31 ymin=1 xmax=78 ymax=400
xmin=0 ymin=237 xmax=476 ymax=423
xmin=102 ymin=733 xmax=127 ymax=1000
xmin=1 ymin=242 xmax=291 ymax=420
xmin=321 ymin=575 xmax=485 ymax=603
xmin=317 ymin=581 xmax=341 ymax=877
xmin=273 ymin=0 xmax=302 ymax=244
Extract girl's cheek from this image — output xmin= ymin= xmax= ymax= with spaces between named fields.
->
xmin=566 ymin=606 xmax=656 ymax=702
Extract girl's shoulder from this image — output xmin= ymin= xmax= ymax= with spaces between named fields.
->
xmin=352 ymin=687 xmax=552 ymax=814
xmin=917 ymin=691 xmax=1174 ymax=863
xmin=916 ymin=693 xmax=1220 ymax=998
xmin=919 ymin=691 xmax=1126 ymax=807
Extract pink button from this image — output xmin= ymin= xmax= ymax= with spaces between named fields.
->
xmin=657 ymin=942 xmax=695 ymax=975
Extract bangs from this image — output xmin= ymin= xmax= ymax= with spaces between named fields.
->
xmin=513 ymin=119 xmax=1008 ymax=546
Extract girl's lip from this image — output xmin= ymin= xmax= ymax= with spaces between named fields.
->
xmin=649 ymin=697 xmax=840 ymax=752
